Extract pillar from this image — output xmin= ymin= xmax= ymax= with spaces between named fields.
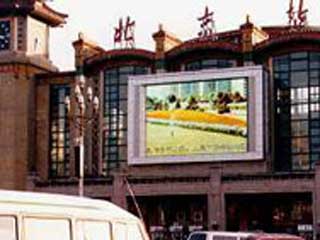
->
xmin=111 ymin=172 xmax=127 ymax=209
xmin=207 ymin=167 xmax=224 ymax=230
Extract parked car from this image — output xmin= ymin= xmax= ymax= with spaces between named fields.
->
xmin=187 ymin=231 xmax=304 ymax=240
xmin=0 ymin=190 xmax=149 ymax=240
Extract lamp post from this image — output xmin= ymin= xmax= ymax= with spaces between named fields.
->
xmin=65 ymin=75 xmax=99 ymax=197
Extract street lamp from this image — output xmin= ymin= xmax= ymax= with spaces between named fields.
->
xmin=65 ymin=75 xmax=99 ymax=197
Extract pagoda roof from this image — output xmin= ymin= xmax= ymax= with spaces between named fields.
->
xmin=0 ymin=0 xmax=67 ymax=27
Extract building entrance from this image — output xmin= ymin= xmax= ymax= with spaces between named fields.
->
xmin=128 ymin=195 xmax=207 ymax=240
xmin=226 ymin=193 xmax=313 ymax=239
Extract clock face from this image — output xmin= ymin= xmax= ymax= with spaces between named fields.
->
xmin=0 ymin=20 xmax=10 ymax=51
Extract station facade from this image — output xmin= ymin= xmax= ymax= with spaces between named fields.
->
xmin=0 ymin=1 xmax=319 ymax=239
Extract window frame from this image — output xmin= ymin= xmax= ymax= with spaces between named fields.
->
xmin=22 ymin=215 xmax=72 ymax=240
xmin=0 ymin=215 xmax=18 ymax=240
xmin=76 ymin=218 xmax=112 ymax=240
xmin=273 ymin=51 xmax=320 ymax=171
xmin=49 ymin=84 xmax=71 ymax=178
xmin=103 ymin=65 xmax=150 ymax=174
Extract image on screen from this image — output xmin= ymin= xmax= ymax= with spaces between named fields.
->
xmin=145 ymin=78 xmax=248 ymax=156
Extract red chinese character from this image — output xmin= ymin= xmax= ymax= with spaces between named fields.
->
xmin=124 ymin=16 xmax=135 ymax=48
xmin=297 ymin=0 xmax=308 ymax=26
xmin=287 ymin=0 xmax=296 ymax=26
xmin=286 ymin=0 xmax=308 ymax=27
xmin=114 ymin=16 xmax=135 ymax=48
xmin=198 ymin=6 xmax=215 ymax=39
xmin=114 ymin=18 xmax=124 ymax=47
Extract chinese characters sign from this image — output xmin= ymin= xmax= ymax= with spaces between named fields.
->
xmin=198 ymin=6 xmax=216 ymax=39
xmin=114 ymin=16 xmax=135 ymax=48
xmin=287 ymin=0 xmax=308 ymax=26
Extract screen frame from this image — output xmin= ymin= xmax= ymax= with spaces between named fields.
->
xmin=128 ymin=66 xmax=265 ymax=165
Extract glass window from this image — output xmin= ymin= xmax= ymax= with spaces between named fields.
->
xmin=0 ymin=216 xmax=16 ymax=240
xmin=127 ymin=224 xmax=144 ymax=240
xmin=291 ymin=104 xmax=308 ymax=120
xmin=290 ymin=88 xmax=308 ymax=104
xmin=24 ymin=218 xmax=71 ymax=240
xmin=291 ymin=52 xmax=308 ymax=59
xmin=113 ymin=222 xmax=127 ymax=240
xmin=291 ymin=138 xmax=309 ymax=153
xmin=279 ymin=63 xmax=289 ymax=71
xmin=311 ymin=136 xmax=320 ymax=151
xmin=189 ymin=233 xmax=207 ymax=240
xmin=292 ymin=155 xmax=310 ymax=170
xmin=77 ymin=220 xmax=111 ymax=240
xmin=185 ymin=59 xmax=236 ymax=71
xmin=103 ymin=66 xmax=149 ymax=174
xmin=290 ymin=71 xmax=308 ymax=87
xmin=291 ymin=60 xmax=308 ymax=71
xmin=291 ymin=121 xmax=308 ymax=136
xmin=212 ymin=237 xmax=237 ymax=240
xmin=274 ymin=51 xmax=320 ymax=171
xmin=50 ymin=85 xmax=70 ymax=178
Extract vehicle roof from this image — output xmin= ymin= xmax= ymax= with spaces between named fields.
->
xmin=191 ymin=231 xmax=254 ymax=237
xmin=253 ymin=233 xmax=303 ymax=240
xmin=0 ymin=190 xmax=138 ymax=222
xmin=190 ymin=231 xmax=303 ymax=239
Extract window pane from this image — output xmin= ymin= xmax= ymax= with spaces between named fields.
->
xmin=213 ymin=237 xmax=237 ymax=240
xmin=291 ymin=137 xmax=309 ymax=153
xmin=24 ymin=218 xmax=71 ymax=240
xmin=103 ymin=66 xmax=149 ymax=174
xmin=291 ymin=52 xmax=308 ymax=59
xmin=186 ymin=62 xmax=201 ymax=71
xmin=291 ymin=121 xmax=308 ymax=136
xmin=127 ymin=224 xmax=144 ymax=240
xmin=290 ymin=71 xmax=308 ymax=87
xmin=273 ymin=52 xmax=320 ymax=170
xmin=50 ymin=84 xmax=70 ymax=178
xmin=118 ymin=146 xmax=127 ymax=160
xmin=277 ymin=73 xmax=289 ymax=88
xmin=113 ymin=223 xmax=127 ymax=240
xmin=279 ymin=63 xmax=289 ymax=71
xmin=311 ymin=136 xmax=320 ymax=151
xmin=291 ymin=88 xmax=308 ymax=104
xmin=77 ymin=221 xmax=111 ymax=240
xmin=291 ymin=104 xmax=308 ymax=120
xmin=311 ymin=154 xmax=320 ymax=162
xmin=189 ymin=234 xmax=206 ymax=240
xmin=277 ymin=90 xmax=290 ymax=104
xmin=120 ymin=66 xmax=134 ymax=73
xmin=0 ymin=216 xmax=16 ymax=240
xmin=291 ymin=60 xmax=308 ymax=71
xmin=292 ymin=155 xmax=310 ymax=170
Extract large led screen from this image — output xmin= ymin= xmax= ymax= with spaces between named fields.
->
xmin=145 ymin=78 xmax=247 ymax=156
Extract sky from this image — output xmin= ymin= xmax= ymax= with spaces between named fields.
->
xmin=47 ymin=0 xmax=320 ymax=71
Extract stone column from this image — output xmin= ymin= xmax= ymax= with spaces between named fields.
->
xmin=207 ymin=167 xmax=223 ymax=230
xmin=314 ymin=163 xmax=320 ymax=239
xmin=111 ymin=172 xmax=127 ymax=209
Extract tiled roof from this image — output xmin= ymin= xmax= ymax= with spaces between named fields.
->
xmin=166 ymin=38 xmax=241 ymax=58
xmin=86 ymin=48 xmax=155 ymax=65
xmin=256 ymin=26 xmax=320 ymax=50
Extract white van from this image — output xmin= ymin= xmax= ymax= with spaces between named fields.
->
xmin=0 ymin=190 xmax=149 ymax=240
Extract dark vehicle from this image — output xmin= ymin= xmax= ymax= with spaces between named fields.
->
xmin=187 ymin=231 xmax=304 ymax=240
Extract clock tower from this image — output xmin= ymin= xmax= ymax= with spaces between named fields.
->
xmin=0 ymin=0 xmax=67 ymax=190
